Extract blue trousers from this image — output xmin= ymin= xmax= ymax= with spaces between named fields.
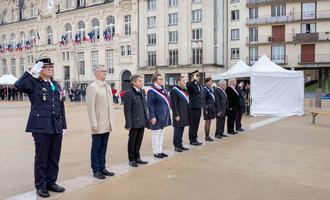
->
xmin=173 ymin=127 xmax=185 ymax=148
xmin=91 ymin=132 xmax=109 ymax=173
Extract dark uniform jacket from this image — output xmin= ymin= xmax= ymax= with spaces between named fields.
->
xmin=236 ymin=86 xmax=246 ymax=112
xmin=147 ymin=85 xmax=171 ymax=130
xmin=123 ymin=86 xmax=148 ymax=129
xmin=170 ymin=86 xmax=189 ymax=128
xmin=214 ymin=87 xmax=228 ymax=116
xmin=202 ymin=86 xmax=216 ymax=110
xmin=226 ymin=86 xmax=240 ymax=112
xmin=186 ymin=80 xmax=202 ymax=109
xmin=14 ymin=72 xmax=67 ymax=134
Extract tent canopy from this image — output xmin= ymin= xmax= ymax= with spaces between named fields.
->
xmin=0 ymin=74 xmax=18 ymax=85
xmin=212 ymin=60 xmax=250 ymax=80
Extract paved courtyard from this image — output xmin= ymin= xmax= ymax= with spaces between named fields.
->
xmin=0 ymin=101 xmax=329 ymax=200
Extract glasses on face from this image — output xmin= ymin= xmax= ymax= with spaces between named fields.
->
xmin=42 ymin=66 xmax=54 ymax=69
xmin=98 ymin=70 xmax=107 ymax=73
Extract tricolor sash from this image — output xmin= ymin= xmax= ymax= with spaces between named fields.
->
xmin=204 ymin=86 xmax=215 ymax=101
xmin=173 ymin=86 xmax=189 ymax=103
xmin=149 ymin=88 xmax=171 ymax=111
xmin=230 ymin=86 xmax=239 ymax=96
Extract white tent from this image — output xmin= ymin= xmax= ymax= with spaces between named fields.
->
xmin=212 ymin=60 xmax=250 ymax=80
xmin=249 ymin=55 xmax=304 ymax=116
xmin=0 ymin=74 xmax=18 ymax=85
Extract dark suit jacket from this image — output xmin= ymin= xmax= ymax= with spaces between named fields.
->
xmin=170 ymin=86 xmax=189 ymax=127
xmin=226 ymin=86 xmax=240 ymax=111
xmin=202 ymin=86 xmax=216 ymax=110
xmin=14 ymin=72 xmax=67 ymax=134
xmin=236 ymin=86 xmax=246 ymax=112
xmin=214 ymin=87 xmax=228 ymax=116
xmin=186 ymin=80 xmax=202 ymax=109
xmin=123 ymin=86 xmax=148 ymax=129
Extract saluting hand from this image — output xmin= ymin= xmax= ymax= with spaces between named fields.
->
xmin=30 ymin=61 xmax=44 ymax=74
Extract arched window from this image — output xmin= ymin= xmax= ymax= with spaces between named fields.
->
xmin=20 ymin=32 xmax=26 ymax=44
xmin=10 ymin=33 xmax=16 ymax=47
xmin=78 ymin=21 xmax=85 ymax=38
xmin=65 ymin=23 xmax=72 ymax=41
xmin=11 ymin=8 xmax=15 ymax=21
xmin=2 ymin=35 xmax=7 ymax=47
xmin=46 ymin=26 xmax=53 ymax=45
xmin=3 ymin=9 xmax=7 ymax=23
xmin=29 ymin=30 xmax=36 ymax=43
xmin=30 ymin=3 xmax=36 ymax=17
xmin=106 ymin=16 xmax=115 ymax=37
xmin=92 ymin=18 xmax=100 ymax=39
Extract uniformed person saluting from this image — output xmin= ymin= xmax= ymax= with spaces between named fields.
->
xmin=14 ymin=58 xmax=67 ymax=198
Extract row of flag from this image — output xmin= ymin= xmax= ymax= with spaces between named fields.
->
xmin=0 ymin=39 xmax=35 ymax=54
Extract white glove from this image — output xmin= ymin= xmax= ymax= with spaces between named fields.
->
xmin=30 ymin=61 xmax=44 ymax=74
xmin=63 ymin=129 xmax=67 ymax=135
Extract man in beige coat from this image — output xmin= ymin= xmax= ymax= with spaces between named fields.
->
xmin=86 ymin=65 xmax=115 ymax=179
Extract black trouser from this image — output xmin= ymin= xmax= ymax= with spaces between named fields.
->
xmin=215 ymin=116 xmax=226 ymax=136
xmin=128 ymin=128 xmax=145 ymax=161
xmin=227 ymin=110 xmax=237 ymax=133
xmin=235 ymin=109 xmax=243 ymax=130
xmin=32 ymin=133 xmax=63 ymax=190
xmin=189 ymin=108 xmax=201 ymax=142
xmin=173 ymin=127 xmax=185 ymax=148
xmin=91 ymin=132 xmax=109 ymax=173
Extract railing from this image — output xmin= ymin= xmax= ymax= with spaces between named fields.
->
xmin=246 ymin=10 xmax=330 ymax=25
xmin=299 ymin=54 xmax=330 ymax=64
xmin=246 ymin=55 xmax=288 ymax=65
xmin=246 ymin=34 xmax=294 ymax=45
xmin=295 ymin=32 xmax=330 ymax=42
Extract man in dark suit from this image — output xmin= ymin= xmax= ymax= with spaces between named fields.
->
xmin=124 ymin=74 xmax=149 ymax=167
xmin=14 ymin=58 xmax=67 ymax=198
xmin=170 ymin=76 xmax=190 ymax=152
xmin=226 ymin=79 xmax=240 ymax=135
xmin=186 ymin=70 xmax=203 ymax=146
xmin=235 ymin=81 xmax=245 ymax=132
xmin=214 ymin=79 xmax=228 ymax=139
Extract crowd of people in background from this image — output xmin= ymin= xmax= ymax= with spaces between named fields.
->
xmin=0 ymin=85 xmax=24 ymax=101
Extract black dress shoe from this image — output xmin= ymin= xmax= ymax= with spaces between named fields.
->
xmin=36 ymin=188 xmax=50 ymax=198
xmin=179 ymin=145 xmax=189 ymax=151
xmin=215 ymin=135 xmax=222 ymax=139
xmin=228 ymin=132 xmax=237 ymax=135
xmin=205 ymin=137 xmax=214 ymax=141
xmin=102 ymin=169 xmax=115 ymax=176
xmin=221 ymin=134 xmax=228 ymax=137
xmin=129 ymin=161 xmax=138 ymax=167
xmin=154 ymin=153 xmax=164 ymax=158
xmin=136 ymin=158 xmax=148 ymax=164
xmin=161 ymin=152 xmax=168 ymax=157
xmin=47 ymin=184 xmax=65 ymax=193
xmin=174 ymin=147 xmax=183 ymax=152
xmin=236 ymin=128 xmax=245 ymax=132
xmin=190 ymin=141 xmax=202 ymax=146
xmin=93 ymin=171 xmax=106 ymax=179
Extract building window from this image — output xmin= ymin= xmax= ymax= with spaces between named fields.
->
xmin=249 ymin=27 xmax=258 ymax=42
xmin=148 ymin=16 xmax=156 ymax=28
xmin=192 ymin=29 xmax=202 ymax=40
xmin=231 ymin=48 xmax=239 ymax=59
xmin=62 ymin=51 xmax=70 ymax=61
xmin=65 ymin=0 xmax=72 ymax=9
xmin=2 ymin=59 xmax=8 ymax=74
xmin=148 ymin=0 xmax=156 ymax=11
xmin=77 ymin=52 xmax=85 ymax=75
xmin=192 ymin=48 xmax=203 ymax=64
xmin=231 ymin=10 xmax=239 ymax=21
xmin=78 ymin=21 xmax=85 ymax=38
xmin=2 ymin=35 xmax=7 ymax=48
xmin=192 ymin=9 xmax=203 ymax=22
xmin=192 ymin=0 xmax=201 ymax=3
xmin=10 ymin=33 xmax=16 ymax=47
xmin=249 ymin=47 xmax=258 ymax=63
xmin=78 ymin=0 xmax=85 ymax=7
xmin=249 ymin=8 xmax=258 ymax=19
xmin=148 ymin=34 xmax=156 ymax=45
xmin=168 ymin=13 xmax=178 ymax=25
xmin=127 ymin=45 xmax=132 ymax=55
xmin=144 ymin=74 xmax=153 ymax=86
xmin=169 ymin=49 xmax=178 ymax=65
xmin=302 ymin=2 xmax=316 ymax=20
xmin=27 ymin=55 xmax=34 ymax=64
xmin=124 ymin=15 xmax=131 ymax=35
xmin=29 ymin=30 xmax=36 ymax=43
xmin=46 ymin=27 xmax=53 ymax=45
xmin=105 ymin=49 xmax=114 ymax=74
xmin=231 ymin=29 xmax=240 ymax=40
xmin=168 ymin=0 xmax=178 ymax=7
xmin=92 ymin=18 xmax=100 ymax=39
xmin=271 ymin=4 xmax=286 ymax=17
xmin=20 ymin=32 xmax=26 ymax=45
xmin=19 ymin=58 xmax=24 ymax=76
xmin=11 ymin=59 xmax=16 ymax=76
xmin=91 ymin=51 xmax=99 ymax=70
xmin=120 ymin=46 xmax=125 ymax=56
xmin=271 ymin=45 xmax=285 ymax=63
xmin=31 ymin=3 xmax=36 ymax=17
xmin=65 ymin=23 xmax=72 ymax=41
xmin=301 ymin=23 xmax=316 ymax=33
xmin=169 ymin=31 xmax=178 ymax=43
xmin=148 ymin=51 xmax=157 ymax=66
xmin=106 ymin=16 xmax=115 ymax=37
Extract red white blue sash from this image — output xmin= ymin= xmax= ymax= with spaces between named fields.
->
xmin=149 ymin=88 xmax=171 ymax=111
xmin=230 ymin=86 xmax=239 ymax=96
xmin=173 ymin=86 xmax=189 ymax=103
